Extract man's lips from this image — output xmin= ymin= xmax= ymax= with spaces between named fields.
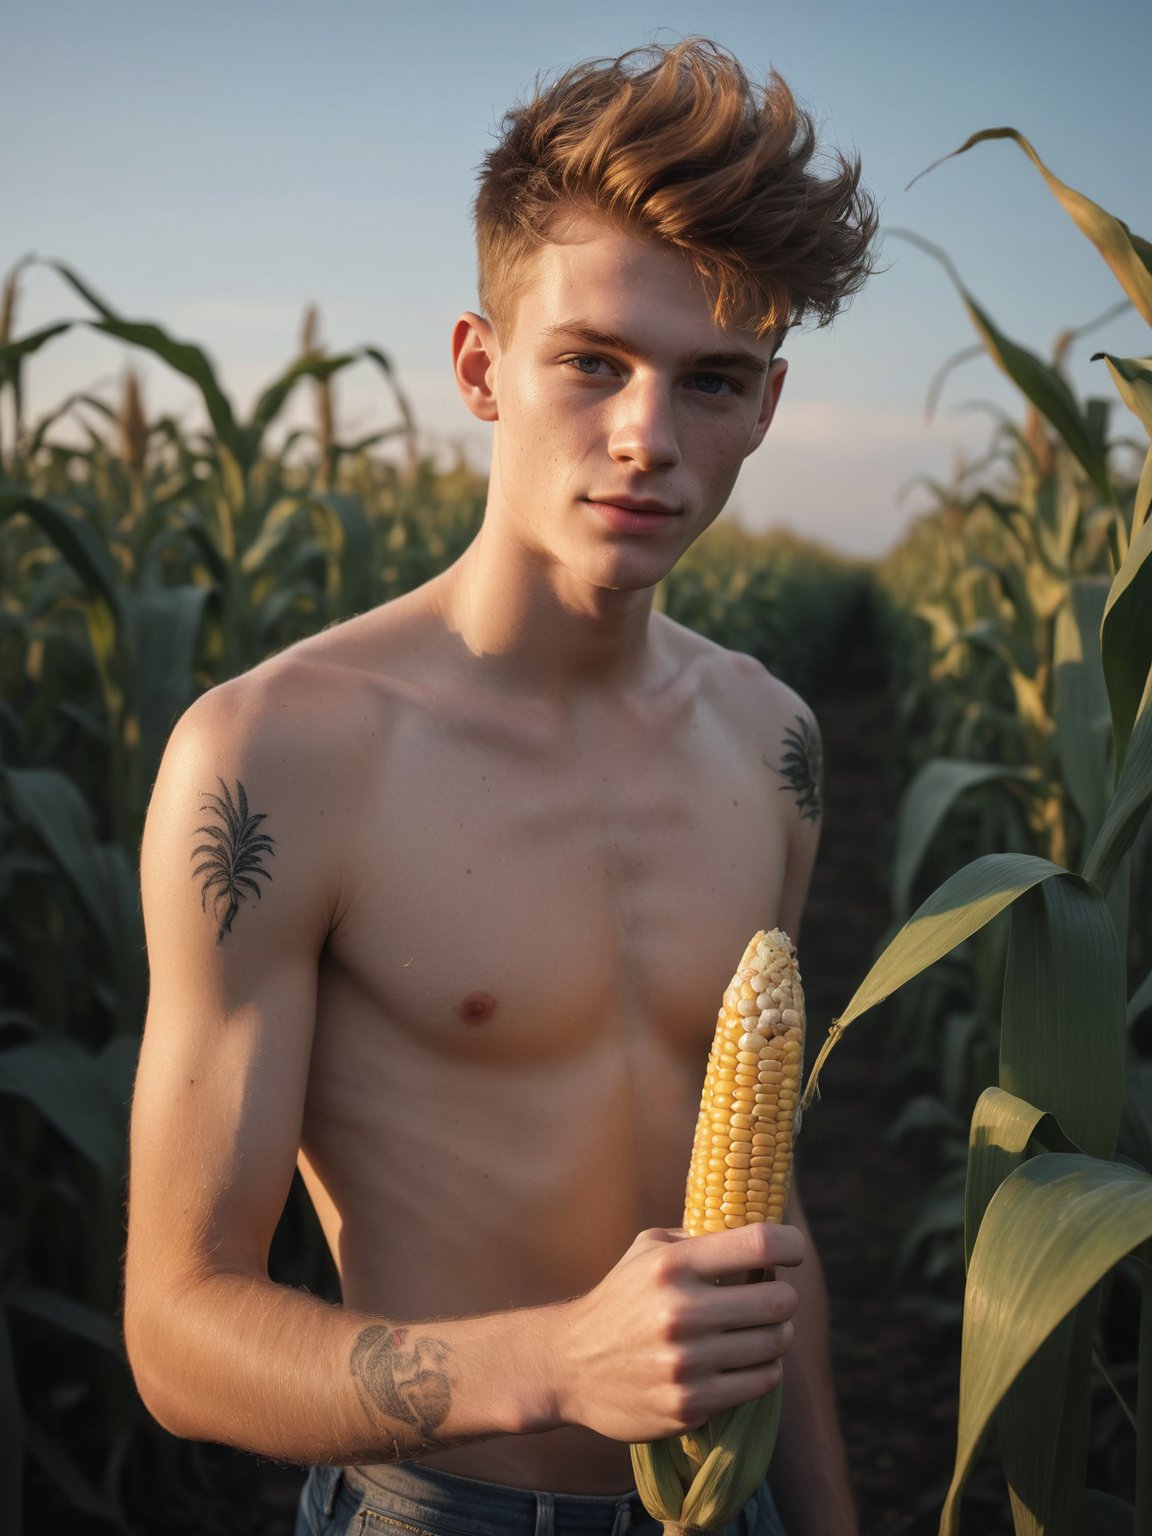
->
xmin=586 ymin=495 xmax=679 ymax=515
xmin=583 ymin=496 xmax=681 ymax=535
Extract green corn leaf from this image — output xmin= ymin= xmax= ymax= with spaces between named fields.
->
xmin=803 ymin=853 xmax=1066 ymax=1106
xmin=362 ymin=344 xmax=418 ymax=465
xmin=1094 ymin=353 xmax=1152 ymax=442
xmin=963 ymin=1087 xmax=1079 ymax=1264
xmin=48 ymin=260 xmax=242 ymax=460
xmin=889 ymin=230 xmax=1113 ymax=501
xmin=246 ymin=348 xmax=359 ymax=444
xmin=0 ymin=491 xmax=122 ymax=619
xmin=307 ymin=491 xmax=374 ymax=613
xmin=1000 ymin=1293 xmax=1097 ymax=1536
xmin=126 ymin=585 xmax=211 ymax=792
xmin=1098 ymin=513 xmax=1152 ymax=776
xmin=3 ymin=766 xmax=115 ymax=945
xmin=0 ymin=320 xmax=73 ymax=384
xmin=909 ymin=127 xmax=1152 ymax=324
xmin=890 ymin=759 xmax=1038 ymax=918
xmin=1132 ymin=443 xmax=1152 ymax=537
xmin=238 ymin=495 xmax=308 ymax=576
xmin=940 ymin=1155 xmax=1152 ymax=1534
xmin=1121 ymin=1054 xmax=1152 ymax=1175
xmin=0 ymin=1036 xmax=126 ymax=1172
xmin=1083 ymin=680 xmax=1152 ymax=890
xmin=1000 ymin=878 xmax=1125 ymax=1161
xmin=1054 ymin=580 xmax=1113 ymax=844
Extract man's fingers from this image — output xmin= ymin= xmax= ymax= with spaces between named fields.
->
xmin=674 ymin=1221 xmax=805 ymax=1278
xmin=702 ymin=1320 xmax=795 ymax=1373
xmin=708 ymin=1278 xmax=798 ymax=1332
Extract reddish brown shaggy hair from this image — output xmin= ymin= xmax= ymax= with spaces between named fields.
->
xmin=474 ymin=38 xmax=878 ymax=342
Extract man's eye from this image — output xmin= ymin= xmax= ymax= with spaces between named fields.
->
xmin=564 ymin=355 xmax=606 ymax=376
xmin=691 ymin=373 xmax=739 ymax=396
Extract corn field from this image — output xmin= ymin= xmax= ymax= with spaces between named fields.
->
xmin=1 ymin=128 xmax=1150 ymax=1536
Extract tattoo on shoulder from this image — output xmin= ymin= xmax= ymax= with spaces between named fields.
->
xmin=191 ymin=777 xmax=276 ymax=944
xmin=350 ymin=1324 xmax=453 ymax=1445
xmin=772 ymin=714 xmax=823 ymax=822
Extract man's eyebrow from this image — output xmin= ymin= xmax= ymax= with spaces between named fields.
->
xmin=542 ymin=322 xmax=771 ymax=375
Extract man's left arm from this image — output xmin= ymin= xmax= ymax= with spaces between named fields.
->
xmin=768 ymin=694 xmax=858 ymax=1536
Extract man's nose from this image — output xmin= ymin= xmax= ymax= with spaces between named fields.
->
xmin=607 ymin=378 xmax=682 ymax=471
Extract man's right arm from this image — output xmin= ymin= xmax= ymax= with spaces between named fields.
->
xmin=124 ymin=670 xmax=803 ymax=1466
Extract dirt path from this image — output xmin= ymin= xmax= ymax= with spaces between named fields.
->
xmin=799 ymin=609 xmax=1010 ymax=1535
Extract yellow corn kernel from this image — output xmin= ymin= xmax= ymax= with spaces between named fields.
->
xmin=682 ymin=928 xmax=806 ymax=1236
xmin=634 ymin=927 xmax=809 ymax=1534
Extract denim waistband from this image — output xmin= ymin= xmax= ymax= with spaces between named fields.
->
xmin=345 ymin=1458 xmax=652 ymax=1535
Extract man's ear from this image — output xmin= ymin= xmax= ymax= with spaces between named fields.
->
xmin=453 ymin=312 xmax=500 ymax=423
xmin=745 ymin=356 xmax=788 ymax=458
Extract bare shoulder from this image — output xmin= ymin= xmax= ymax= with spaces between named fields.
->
xmin=144 ymin=620 xmax=393 ymax=947
xmin=657 ymin=615 xmax=822 ymax=818
xmin=156 ymin=599 xmax=417 ymax=813
xmin=718 ymin=651 xmax=823 ymax=829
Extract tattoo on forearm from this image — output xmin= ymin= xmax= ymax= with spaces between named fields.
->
xmin=773 ymin=714 xmax=823 ymax=821
xmin=191 ymin=777 xmax=276 ymax=944
xmin=350 ymin=1325 xmax=453 ymax=1443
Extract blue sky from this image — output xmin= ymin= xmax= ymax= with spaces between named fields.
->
xmin=4 ymin=0 xmax=1148 ymax=555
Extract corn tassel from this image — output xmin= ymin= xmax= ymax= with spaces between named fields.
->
xmin=631 ymin=928 xmax=806 ymax=1535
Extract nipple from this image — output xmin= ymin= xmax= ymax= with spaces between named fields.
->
xmin=457 ymin=990 xmax=497 ymax=1025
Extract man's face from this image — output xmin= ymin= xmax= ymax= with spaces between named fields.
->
xmin=454 ymin=210 xmax=787 ymax=594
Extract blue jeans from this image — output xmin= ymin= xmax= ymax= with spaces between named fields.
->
xmin=295 ymin=1459 xmax=788 ymax=1535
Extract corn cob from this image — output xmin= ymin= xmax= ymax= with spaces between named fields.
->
xmin=631 ymin=928 xmax=806 ymax=1536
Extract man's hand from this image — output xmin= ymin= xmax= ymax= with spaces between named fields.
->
xmin=547 ymin=1223 xmax=804 ymax=1443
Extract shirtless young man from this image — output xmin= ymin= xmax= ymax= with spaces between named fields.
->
xmin=124 ymin=39 xmax=875 ymax=1536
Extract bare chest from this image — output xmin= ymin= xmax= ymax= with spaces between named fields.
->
xmin=324 ymin=686 xmax=788 ymax=1068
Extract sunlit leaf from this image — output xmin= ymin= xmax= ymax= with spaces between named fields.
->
xmin=1094 ymin=353 xmax=1152 ymax=441
xmin=909 ymin=127 xmax=1152 ymax=324
xmin=963 ymin=1087 xmax=1079 ymax=1263
xmin=803 ymin=853 xmax=1065 ymax=1105
xmin=888 ymin=231 xmax=1112 ymax=500
xmin=940 ymin=1155 xmax=1152 ymax=1533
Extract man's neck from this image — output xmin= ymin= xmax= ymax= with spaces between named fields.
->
xmin=432 ymin=521 xmax=662 ymax=701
